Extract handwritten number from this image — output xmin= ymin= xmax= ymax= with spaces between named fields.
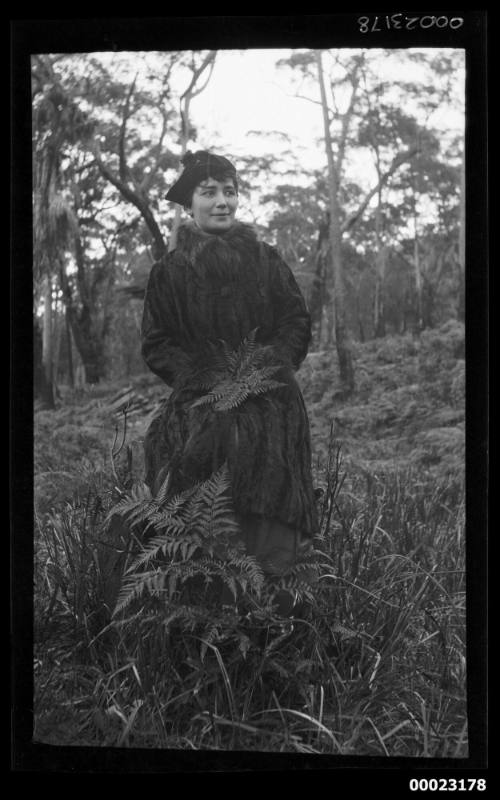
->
xmin=358 ymin=13 xmax=463 ymax=33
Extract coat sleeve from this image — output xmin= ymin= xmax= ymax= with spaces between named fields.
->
xmin=141 ymin=260 xmax=192 ymax=387
xmin=264 ymin=246 xmax=312 ymax=371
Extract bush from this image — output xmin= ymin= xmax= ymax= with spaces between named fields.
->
xmin=33 ymin=326 xmax=468 ymax=754
xmin=418 ymin=321 xmax=465 ymax=387
xmin=34 ymin=429 xmax=467 ymax=756
xmin=374 ymin=333 xmax=419 ymax=364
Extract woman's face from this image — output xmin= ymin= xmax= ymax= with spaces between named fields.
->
xmin=189 ymin=177 xmax=238 ymax=233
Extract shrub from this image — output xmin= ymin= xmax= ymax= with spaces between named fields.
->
xmin=34 ymin=425 xmax=467 ymax=756
xmin=418 ymin=321 xmax=465 ymax=401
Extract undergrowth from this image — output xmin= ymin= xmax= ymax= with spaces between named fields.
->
xmin=33 ymin=424 xmax=466 ymax=755
xmin=33 ymin=324 xmax=467 ymax=753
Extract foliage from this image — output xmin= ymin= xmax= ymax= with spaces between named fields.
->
xmin=189 ymin=329 xmax=286 ymax=412
xmin=270 ymin=49 xmax=464 ymax=350
xmin=111 ymin=465 xmax=265 ymax=614
xmin=32 ymin=51 xmax=219 ymax=388
xmin=33 ymin=328 xmax=467 ymax=754
xmin=32 ymin=50 xmax=465 ymax=394
xmin=418 ymin=320 xmax=465 ymax=402
xmin=33 ymin=439 xmax=466 ymax=755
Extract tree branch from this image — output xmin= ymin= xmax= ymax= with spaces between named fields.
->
xmin=73 ymin=229 xmax=91 ymax=309
xmin=180 ymin=50 xmax=217 ymax=101
xmin=119 ymin=74 xmax=138 ymax=185
xmin=190 ymin=58 xmax=216 ymax=99
xmin=341 ymin=147 xmax=419 ymax=233
xmin=336 ymin=58 xmax=362 ymax=175
xmin=91 ymin=141 xmax=166 ymax=258
xmin=139 ymin=102 xmax=170 ymax=194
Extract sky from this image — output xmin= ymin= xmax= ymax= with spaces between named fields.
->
xmin=186 ymin=48 xmax=464 ymax=172
xmin=190 ymin=49 xmax=325 ymax=164
xmin=50 ymin=47 xmax=465 ymax=228
xmin=38 ymin=47 xmax=466 ymax=294
xmin=165 ymin=47 xmax=465 ymax=224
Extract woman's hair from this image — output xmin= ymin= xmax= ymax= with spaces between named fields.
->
xmin=166 ymin=150 xmax=238 ymax=207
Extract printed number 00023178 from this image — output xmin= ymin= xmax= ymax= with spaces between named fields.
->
xmin=409 ymin=778 xmax=487 ymax=792
xmin=358 ymin=15 xmax=464 ymax=33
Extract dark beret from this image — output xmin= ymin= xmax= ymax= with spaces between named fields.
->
xmin=165 ymin=150 xmax=237 ymax=205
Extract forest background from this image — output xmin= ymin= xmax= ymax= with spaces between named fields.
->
xmin=31 ymin=47 xmax=473 ymax=756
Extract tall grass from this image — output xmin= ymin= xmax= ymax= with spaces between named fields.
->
xmin=33 ymin=426 xmax=467 ymax=755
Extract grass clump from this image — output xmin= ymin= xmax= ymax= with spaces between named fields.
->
xmin=33 ymin=422 xmax=466 ymax=756
xmin=33 ymin=327 xmax=467 ymax=753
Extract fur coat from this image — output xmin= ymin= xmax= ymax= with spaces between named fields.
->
xmin=141 ymin=221 xmax=318 ymax=537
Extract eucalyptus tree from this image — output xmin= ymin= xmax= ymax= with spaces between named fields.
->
xmin=32 ymin=54 xmax=95 ymax=402
xmin=278 ymin=50 xmax=419 ymax=392
xmin=356 ymin=95 xmax=430 ymax=335
xmin=33 ymin=54 xmax=142 ymax=386
xmin=32 ymin=50 xmax=218 ymax=386
xmin=277 ymin=48 xmax=464 ymax=363
xmin=387 ymin=140 xmax=462 ymax=331
xmin=168 ymin=50 xmax=217 ymax=251
xmin=86 ymin=50 xmax=218 ymax=259
xmin=358 ymin=50 xmax=464 ymax=332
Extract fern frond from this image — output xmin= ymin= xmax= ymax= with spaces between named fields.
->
xmin=190 ymin=332 xmax=284 ymax=412
xmin=195 ymin=462 xmax=230 ymax=498
xmin=235 ymin=327 xmax=259 ymax=375
xmin=148 ymin=513 xmax=187 ymax=535
xmin=105 ymin=481 xmax=152 ymax=524
xmin=190 ymin=378 xmax=234 ymax=409
xmin=220 ymin=338 xmax=240 ymax=374
xmin=214 ymin=377 xmax=285 ymax=411
xmin=155 ymin=470 xmax=172 ymax=505
xmin=114 ymin=569 xmax=166 ymax=615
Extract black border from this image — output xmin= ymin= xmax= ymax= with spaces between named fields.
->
xmin=11 ymin=12 xmax=488 ymax=781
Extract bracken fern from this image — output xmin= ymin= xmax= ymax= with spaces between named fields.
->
xmin=111 ymin=464 xmax=267 ymax=617
xmin=190 ymin=328 xmax=286 ymax=412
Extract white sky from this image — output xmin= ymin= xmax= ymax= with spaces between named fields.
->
xmin=50 ymin=47 xmax=465 ymax=230
xmin=187 ymin=48 xmax=464 ymax=174
xmin=69 ymin=47 xmax=464 ymax=185
xmin=163 ymin=47 xmax=464 ymax=225
xmin=191 ymin=49 xmax=325 ymax=163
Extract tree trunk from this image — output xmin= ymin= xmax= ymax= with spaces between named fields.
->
xmin=315 ymin=50 xmax=355 ymax=392
xmin=413 ymin=230 xmax=423 ymax=331
xmin=410 ymin=173 xmax=423 ymax=332
xmin=421 ymin=275 xmax=435 ymax=330
xmin=58 ymin=249 xmax=110 ymax=385
xmin=457 ymin=151 xmax=465 ymax=321
xmin=356 ymin=294 xmax=365 ymax=342
xmin=52 ymin=300 xmax=63 ymax=385
xmin=373 ymin=194 xmax=387 ymax=338
xmin=70 ymin=320 xmax=106 ymax=384
xmin=34 ymin=317 xmax=44 ymax=400
xmin=65 ymin=308 xmax=74 ymax=388
xmin=41 ymin=275 xmax=55 ymax=408
xmin=311 ymin=216 xmax=331 ymax=350
xmin=374 ymin=251 xmax=388 ymax=338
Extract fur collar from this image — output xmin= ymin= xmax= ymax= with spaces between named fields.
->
xmin=171 ymin=220 xmax=260 ymax=265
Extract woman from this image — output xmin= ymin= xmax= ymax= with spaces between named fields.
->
xmin=141 ymin=150 xmax=318 ymax=601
